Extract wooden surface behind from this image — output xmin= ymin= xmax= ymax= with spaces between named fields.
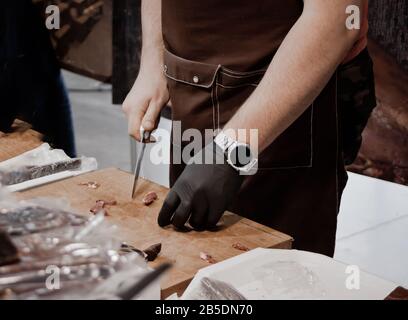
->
xmin=17 ymin=168 xmax=293 ymax=298
xmin=0 ymin=121 xmax=43 ymax=162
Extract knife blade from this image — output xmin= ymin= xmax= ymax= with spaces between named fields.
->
xmin=131 ymin=127 xmax=151 ymax=199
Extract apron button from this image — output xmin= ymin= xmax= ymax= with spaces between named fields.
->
xmin=163 ymin=65 xmax=168 ymax=72
xmin=193 ymin=75 xmax=199 ymax=84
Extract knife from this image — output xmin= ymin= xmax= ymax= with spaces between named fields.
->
xmin=131 ymin=127 xmax=151 ymax=199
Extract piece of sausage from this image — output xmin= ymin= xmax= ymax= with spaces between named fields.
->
xmin=143 ymin=243 xmax=162 ymax=261
xmin=142 ymin=192 xmax=158 ymax=206
xmin=200 ymin=252 xmax=216 ymax=264
xmin=78 ymin=181 xmax=100 ymax=189
xmin=232 ymin=243 xmax=250 ymax=252
xmin=90 ymin=200 xmax=117 ymax=216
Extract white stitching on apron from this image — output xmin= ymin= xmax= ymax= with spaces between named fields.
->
xmin=219 ymin=71 xmax=264 ymax=79
xmin=215 ymin=76 xmax=221 ymax=130
xmin=210 ymin=81 xmax=216 ymax=131
xmin=215 ymin=71 xmax=314 ymax=170
xmin=221 ymin=68 xmax=267 ymax=76
xmin=164 ymin=65 xmax=222 ymax=89
xmin=217 ymin=83 xmax=259 ymax=89
xmin=257 ymin=102 xmax=314 ymax=170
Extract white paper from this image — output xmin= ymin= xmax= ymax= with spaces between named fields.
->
xmin=182 ymin=248 xmax=397 ymax=300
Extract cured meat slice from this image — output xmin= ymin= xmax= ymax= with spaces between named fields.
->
xmin=0 ymin=231 xmax=20 ymax=267
xmin=0 ymin=159 xmax=82 ymax=186
xmin=232 ymin=242 xmax=250 ymax=252
xmin=200 ymin=252 xmax=216 ymax=264
xmin=143 ymin=243 xmax=162 ymax=262
xmin=142 ymin=192 xmax=158 ymax=206
xmin=90 ymin=200 xmax=117 ymax=216
xmin=78 ymin=181 xmax=100 ymax=189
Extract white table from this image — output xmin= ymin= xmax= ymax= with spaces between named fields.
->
xmin=336 ymin=172 xmax=408 ymax=287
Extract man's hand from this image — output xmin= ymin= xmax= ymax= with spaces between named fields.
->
xmin=122 ymin=65 xmax=169 ymax=141
xmin=158 ymin=143 xmax=244 ymax=230
xmin=122 ymin=0 xmax=168 ymax=141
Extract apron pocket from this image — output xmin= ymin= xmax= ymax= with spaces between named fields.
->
xmin=163 ymin=48 xmax=222 ymax=131
xmin=259 ymin=106 xmax=314 ymax=169
xmin=163 ymin=48 xmax=220 ymax=88
xmin=216 ymin=68 xmax=314 ymax=170
xmin=164 ymin=47 xmax=314 ymax=170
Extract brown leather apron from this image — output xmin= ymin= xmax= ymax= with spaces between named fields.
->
xmin=162 ymin=0 xmax=347 ymax=256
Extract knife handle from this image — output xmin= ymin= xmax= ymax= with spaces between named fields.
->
xmin=140 ymin=127 xmax=151 ymax=143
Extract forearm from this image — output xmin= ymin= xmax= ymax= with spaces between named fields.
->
xmin=140 ymin=0 xmax=164 ymax=71
xmin=224 ymin=0 xmax=362 ymax=152
xmin=123 ymin=0 xmax=168 ymax=140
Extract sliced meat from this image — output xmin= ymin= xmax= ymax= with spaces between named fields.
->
xmin=142 ymin=192 xmax=158 ymax=206
xmin=232 ymin=242 xmax=250 ymax=252
xmin=0 ymin=231 xmax=20 ymax=267
xmin=143 ymin=243 xmax=162 ymax=261
xmin=78 ymin=181 xmax=100 ymax=189
xmin=200 ymin=252 xmax=216 ymax=264
xmin=90 ymin=200 xmax=117 ymax=216
xmin=0 ymin=158 xmax=82 ymax=186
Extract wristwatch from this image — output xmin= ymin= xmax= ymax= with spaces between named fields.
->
xmin=214 ymin=131 xmax=258 ymax=174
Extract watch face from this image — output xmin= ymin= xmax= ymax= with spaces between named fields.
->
xmin=228 ymin=144 xmax=252 ymax=168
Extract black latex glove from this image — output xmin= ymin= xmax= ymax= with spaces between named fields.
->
xmin=158 ymin=142 xmax=244 ymax=230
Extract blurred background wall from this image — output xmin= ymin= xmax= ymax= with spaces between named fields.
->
xmin=348 ymin=0 xmax=408 ymax=185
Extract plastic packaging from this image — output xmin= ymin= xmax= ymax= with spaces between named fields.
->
xmin=0 ymin=192 xmax=156 ymax=300
xmin=13 ymin=253 xmax=152 ymax=300
xmin=0 ymin=143 xmax=97 ymax=190
xmin=184 ymin=277 xmax=247 ymax=300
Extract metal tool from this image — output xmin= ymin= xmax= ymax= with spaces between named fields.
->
xmin=131 ymin=127 xmax=151 ymax=199
xmin=116 ymin=262 xmax=172 ymax=300
xmin=0 ymin=263 xmax=113 ymax=287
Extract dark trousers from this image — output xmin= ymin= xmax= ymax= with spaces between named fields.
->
xmin=0 ymin=0 xmax=76 ymax=157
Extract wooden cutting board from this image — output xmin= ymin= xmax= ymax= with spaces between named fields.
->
xmin=0 ymin=121 xmax=43 ymax=162
xmin=17 ymin=168 xmax=293 ymax=298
